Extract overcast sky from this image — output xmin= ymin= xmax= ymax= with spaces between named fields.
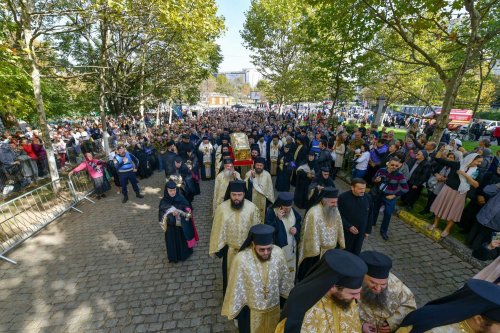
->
xmin=215 ymin=0 xmax=254 ymax=72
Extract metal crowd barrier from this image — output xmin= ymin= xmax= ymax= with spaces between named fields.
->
xmin=0 ymin=173 xmax=95 ymax=264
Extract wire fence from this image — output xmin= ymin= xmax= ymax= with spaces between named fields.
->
xmin=0 ymin=173 xmax=95 ymax=264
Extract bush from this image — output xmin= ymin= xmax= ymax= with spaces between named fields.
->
xmin=475 ymin=111 xmax=500 ymax=121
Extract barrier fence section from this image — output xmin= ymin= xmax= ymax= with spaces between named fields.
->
xmin=0 ymin=173 xmax=95 ymax=264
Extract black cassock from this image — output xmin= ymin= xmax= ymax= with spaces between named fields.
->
xmin=159 ymin=191 xmax=196 ymax=263
xmin=275 ymin=151 xmax=294 ymax=192
xmin=307 ymin=175 xmax=335 ymax=209
xmin=133 ymin=147 xmax=153 ymax=179
xmin=338 ymin=190 xmax=373 ymax=255
xmin=294 ymin=161 xmax=318 ymax=209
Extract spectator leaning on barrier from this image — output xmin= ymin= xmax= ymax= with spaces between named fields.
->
xmin=69 ymin=152 xmax=110 ymax=200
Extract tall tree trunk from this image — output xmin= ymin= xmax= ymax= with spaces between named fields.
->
xmin=99 ymin=16 xmax=110 ymax=156
xmin=21 ymin=0 xmax=59 ymax=182
xmin=138 ymin=38 xmax=147 ymax=118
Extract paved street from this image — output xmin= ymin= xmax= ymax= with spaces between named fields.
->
xmin=0 ymin=172 xmax=479 ymax=333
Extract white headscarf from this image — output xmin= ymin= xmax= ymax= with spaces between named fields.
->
xmin=457 ymin=153 xmax=479 ymax=194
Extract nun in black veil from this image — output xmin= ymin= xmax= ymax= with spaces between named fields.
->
xmin=159 ymin=180 xmax=199 ymax=263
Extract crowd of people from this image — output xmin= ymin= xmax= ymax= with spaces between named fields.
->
xmin=1 ymin=107 xmax=499 ymax=332
xmin=123 ymin=108 xmax=498 ymax=333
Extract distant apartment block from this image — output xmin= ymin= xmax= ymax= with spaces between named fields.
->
xmin=215 ymin=68 xmax=263 ymax=88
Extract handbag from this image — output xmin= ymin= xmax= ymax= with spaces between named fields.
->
xmin=330 ymin=151 xmax=336 ymax=162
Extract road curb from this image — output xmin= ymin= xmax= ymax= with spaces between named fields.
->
xmin=397 ymin=210 xmax=487 ymax=270
xmin=336 ymin=171 xmax=488 ymax=270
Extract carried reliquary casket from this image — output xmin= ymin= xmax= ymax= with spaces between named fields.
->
xmin=230 ymin=132 xmax=253 ymax=166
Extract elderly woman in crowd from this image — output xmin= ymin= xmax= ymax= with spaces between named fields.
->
xmin=69 ymin=152 xmax=110 ymax=199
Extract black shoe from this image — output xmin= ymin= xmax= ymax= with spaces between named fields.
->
xmin=96 ymin=195 xmax=102 ymax=200
xmin=380 ymin=231 xmax=389 ymax=241
xmin=136 ymin=193 xmax=144 ymax=198
xmin=101 ymin=193 xmax=106 ymax=198
xmin=122 ymin=196 xmax=129 ymax=203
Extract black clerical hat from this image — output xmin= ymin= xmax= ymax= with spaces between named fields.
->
xmin=228 ymin=180 xmax=246 ymax=193
xmin=166 ymin=180 xmax=177 ymax=189
xmin=202 ymin=136 xmax=209 ymax=140
xmin=254 ymin=157 xmax=266 ymax=165
xmin=181 ymin=134 xmax=189 ymax=139
xmin=307 ymin=150 xmax=315 ymax=156
xmin=239 ymin=224 xmax=275 ymax=251
xmin=250 ymin=143 xmax=260 ymax=152
xmin=272 ymin=192 xmax=294 ymax=208
xmin=360 ymin=251 xmax=392 ymax=279
xmin=174 ymin=156 xmax=183 ymax=163
xmin=281 ymin=249 xmax=367 ymax=333
xmin=223 ymin=157 xmax=233 ymax=165
xmin=323 ymin=187 xmax=338 ymax=198
xmin=400 ymin=279 xmax=500 ymax=333
xmin=321 ymin=167 xmax=330 ymax=173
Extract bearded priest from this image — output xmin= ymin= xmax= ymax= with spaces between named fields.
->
xmin=276 ymin=249 xmax=368 ymax=333
xmin=210 ymin=180 xmax=261 ymax=296
xmin=222 ymin=224 xmax=293 ymax=333
xmin=213 ymin=157 xmax=241 ymax=215
xmin=358 ymin=251 xmax=416 ymax=333
xmin=297 ymin=187 xmax=345 ymax=281
xmin=245 ymin=157 xmax=275 ymax=220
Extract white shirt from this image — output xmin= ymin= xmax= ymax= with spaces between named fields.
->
xmin=355 ymin=151 xmax=370 ymax=170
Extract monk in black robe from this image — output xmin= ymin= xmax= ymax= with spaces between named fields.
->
xmin=275 ymin=144 xmax=295 ymax=192
xmin=307 ymin=167 xmax=335 ymax=209
xmin=294 ymin=151 xmax=317 ymax=209
xmin=159 ymin=181 xmax=199 ymax=263
xmin=265 ymin=192 xmax=302 ymax=282
xmin=338 ymin=178 xmax=373 ymax=255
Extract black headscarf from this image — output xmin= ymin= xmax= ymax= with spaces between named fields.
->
xmin=400 ymin=279 xmax=500 ymax=333
xmin=281 ymin=249 xmax=367 ymax=333
xmin=159 ymin=186 xmax=190 ymax=221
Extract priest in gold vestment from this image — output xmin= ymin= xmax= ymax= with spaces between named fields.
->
xmin=269 ymin=134 xmax=282 ymax=176
xmin=245 ymin=157 xmax=275 ymax=220
xmin=358 ymin=251 xmax=416 ymax=333
xmin=210 ymin=180 xmax=261 ymax=296
xmin=397 ymin=279 xmax=500 ymax=333
xmin=212 ymin=158 xmax=241 ymax=215
xmin=297 ymin=187 xmax=345 ymax=281
xmin=276 ymin=249 xmax=368 ymax=333
xmin=222 ymin=224 xmax=293 ymax=333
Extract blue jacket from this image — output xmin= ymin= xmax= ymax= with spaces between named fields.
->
xmin=114 ymin=152 xmax=138 ymax=173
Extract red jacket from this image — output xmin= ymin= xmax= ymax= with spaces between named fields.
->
xmin=494 ymin=126 xmax=500 ymax=138
xmin=22 ymin=143 xmax=38 ymax=160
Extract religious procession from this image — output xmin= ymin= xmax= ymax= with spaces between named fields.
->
xmin=2 ymin=0 xmax=500 ymax=331
xmin=151 ymin=108 xmax=499 ymax=333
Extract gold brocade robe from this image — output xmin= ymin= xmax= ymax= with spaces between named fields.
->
xmin=275 ymin=295 xmax=362 ymax=333
xmin=209 ymin=199 xmax=261 ymax=279
xmin=221 ymin=246 xmax=293 ymax=333
xmin=198 ymin=142 xmax=214 ymax=178
xmin=298 ymin=203 xmax=345 ymax=265
xmin=274 ymin=207 xmax=298 ymax=277
xmin=396 ymin=321 xmax=475 ymax=333
xmin=359 ymin=273 xmax=417 ymax=331
xmin=212 ymin=171 xmax=241 ymax=215
xmin=269 ymin=143 xmax=281 ymax=176
xmin=245 ymin=170 xmax=275 ymax=221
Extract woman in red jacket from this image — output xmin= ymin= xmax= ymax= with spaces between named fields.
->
xmin=21 ymin=138 xmax=39 ymax=179
xmin=494 ymin=126 xmax=500 ymax=146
